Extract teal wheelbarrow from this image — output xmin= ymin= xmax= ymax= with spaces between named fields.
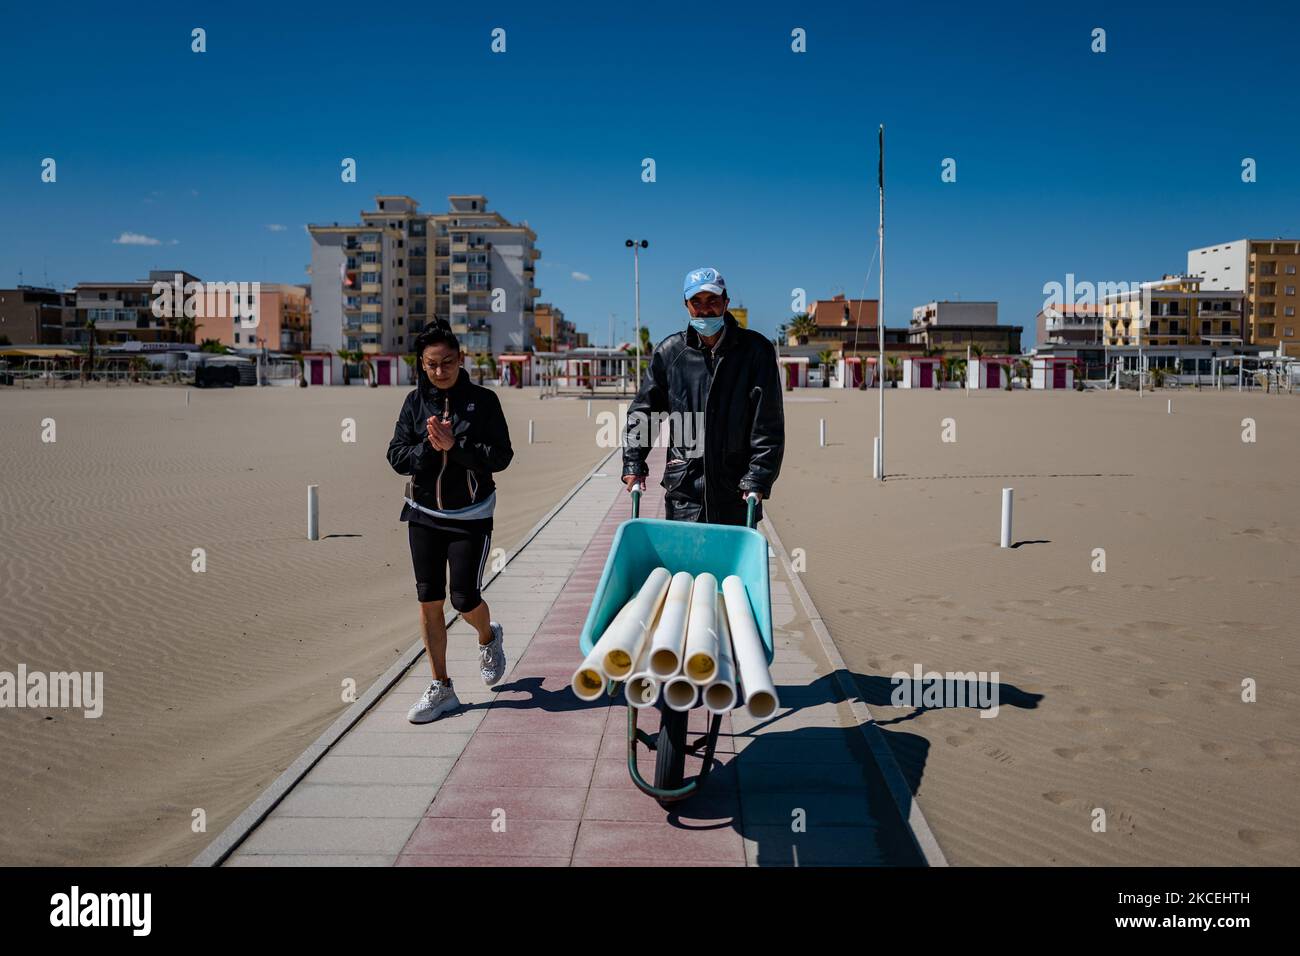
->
xmin=577 ymin=483 xmax=774 ymax=806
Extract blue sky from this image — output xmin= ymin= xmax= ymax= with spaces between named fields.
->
xmin=2 ymin=0 xmax=1296 ymax=347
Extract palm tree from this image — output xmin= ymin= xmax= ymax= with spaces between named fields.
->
xmin=199 ymin=338 xmax=228 ymax=354
xmin=336 ymin=349 xmax=353 ymax=385
xmin=401 ymin=354 xmax=417 ymax=385
xmin=789 ymin=313 xmax=817 ymax=345
xmin=1017 ymin=358 xmax=1032 ymax=390
xmin=817 ymin=349 xmax=835 ymax=387
xmin=885 ymin=355 xmax=900 ymax=388
xmin=473 ymin=352 xmax=489 ymax=385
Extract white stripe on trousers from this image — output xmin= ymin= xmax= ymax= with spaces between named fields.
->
xmin=475 ymin=532 xmax=492 ymax=591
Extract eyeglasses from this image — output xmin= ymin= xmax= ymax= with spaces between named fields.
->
xmin=422 ymin=356 xmax=461 ymax=372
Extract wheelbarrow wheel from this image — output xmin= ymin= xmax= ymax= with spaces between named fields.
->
xmin=654 ymin=706 xmax=688 ymax=799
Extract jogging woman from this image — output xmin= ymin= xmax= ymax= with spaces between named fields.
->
xmin=387 ymin=320 xmax=514 ymax=723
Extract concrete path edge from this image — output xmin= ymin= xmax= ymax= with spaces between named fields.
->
xmin=191 ymin=445 xmax=620 ymax=867
xmin=758 ymin=512 xmax=949 ymax=867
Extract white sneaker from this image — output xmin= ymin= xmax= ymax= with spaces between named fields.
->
xmin=479 ymin=622 xmax=506 ymax=685
xmin=407 ymin=679 xmax=460 ymax=724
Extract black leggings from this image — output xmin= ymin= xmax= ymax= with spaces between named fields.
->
xmin=407 ymin=519 xmax=493 ymax=610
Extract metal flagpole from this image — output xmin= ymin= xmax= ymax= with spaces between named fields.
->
xmin=876 ymin=124 xmax=885 ymax=482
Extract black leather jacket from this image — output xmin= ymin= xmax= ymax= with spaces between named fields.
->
xmin=622 ymin=311 xmax=785 ymax=525
xmin=387 ymin=366 xmax=513 ymax=518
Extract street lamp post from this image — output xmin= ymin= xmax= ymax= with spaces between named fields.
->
xmin=625 ymin=239 xmax=648 ymax=389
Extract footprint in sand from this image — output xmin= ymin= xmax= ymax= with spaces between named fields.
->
xmin=1203 ymin=679 xmax=1237 ymax=692
xmin=1052 ymin=584 xmax=1096 ymax=596
xmin=1259 ymin=740 xmax=1298 ymax=761
xmin=958 ymin=632 xmax=997 ymax=644
xmin=983 ymin=746 xmax=1014 ymax=764
xmin=1238 ymin=829 xmax=1291 ymax=850
xmin=1042 ymin=791 xmax=1076 ymax=806
xmin=1101 ymin=744 xmax=1144 ymax=760
xmin=1075 ymin=706 xmax=1113 ymax=718
xmin=945 ymin=735 xmax=975 ymax=748
xmin=1147 ymin=683 xmax=1185 ymax=699
xmin=1053 ymin=746 xmax=1089 ymax=761
xmin=1200 ymin=742 xmax=1233 ymax=758
xmin=1131 ymin=711 xmax=1176 ymax=726
xmin=1119 ymin=583 xmax=1155 ymax=592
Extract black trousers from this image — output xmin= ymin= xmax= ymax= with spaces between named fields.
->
xmin=406 ymin=517 xmax=493 ymax=609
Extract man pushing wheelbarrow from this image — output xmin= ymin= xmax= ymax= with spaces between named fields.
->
xmin=621 ymin=266 xmax=786 ymax=522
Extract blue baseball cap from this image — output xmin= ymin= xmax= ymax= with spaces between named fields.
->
xmin=683 ymin=267 xmax=726 ymax=300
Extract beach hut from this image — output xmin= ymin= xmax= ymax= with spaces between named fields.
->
xmin=836 ymin=355 xmax=877 ymax=388
xmin=367 ymin=353 xmax=402 ymax=386
xmin=1032 ymin=356 xmax=1075 ymax=390
xmin=968 ymin=356 xmax=1015 ymax=390
xmin=497 ymin=353 xmax=533 ymax=387
xmin=302 ymin=351 xmax=337 ymax=387
xmin=899 ymin=356 xmax=942 ymax=389
xmin=778 ymin=356 xmax=809 ymax=388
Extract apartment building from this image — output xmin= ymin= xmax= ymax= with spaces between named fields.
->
xmin=0 ymin=286 xmax=74 ymax=345
xmin=1100 ymin=275 xmax=1244 ymax=347
xmin=71 ymin=271 xmax=202 ymax=345
xmin=533 ymin=302 xmax=581 ymax=350
xmin=908 ymin=300 xmax=1019 ymax=354
xmin=308 ymin=194 xmax=540 ymax=382
xmin=1037 ymin=304 xmax=1104 ymax=346
xmin=198 ymin=283 xmax=311 ymax=352
xmin=1187 ymin=239 xmax=1300 ymax=349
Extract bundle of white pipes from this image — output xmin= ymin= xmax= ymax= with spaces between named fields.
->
xmin=573 ymin=568 xmax=777 ymax=720
xmin=570 ymin=567 xmax=671 ymax=702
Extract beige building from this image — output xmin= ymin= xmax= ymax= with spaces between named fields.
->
xmin=201 ymin=283 xmax=311 ymax=353
xmin=1100 ymin=275 xmax=1244 ymax=347
xmin=533 ymin=302 xmax=581 ymax=350
xmin=1187 ymin=239 xmax=1300 ymax=349
xmin=308 ymin=194 xmax=541 ymax=370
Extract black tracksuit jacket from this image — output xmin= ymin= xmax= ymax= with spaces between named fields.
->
xmin=386 ymin=366 xmax=514 ymax=523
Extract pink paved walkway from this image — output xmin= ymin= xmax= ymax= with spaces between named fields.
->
xmin=396 ymin=447 xmax=748 ymax=866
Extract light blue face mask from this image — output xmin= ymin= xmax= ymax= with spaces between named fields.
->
xmin=688 ymin=305 xmax=725 ymax=336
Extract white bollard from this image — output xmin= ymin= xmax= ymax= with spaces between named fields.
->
xmin=872 ymin=436 xmax=882 ymax=479
xmin=186 ymin=389 xmax=190 ymax=406
xmin=586 ymin=399 xmax=591 ymax=418
xmin=1167 ymin=398 xmax=1171 ymax=414
xmin=1000 ymin=487 xmax=1013 ymax=549
xmin=307 ymin=485 xmax=319 ymax=541
xmin=819 ymin=418 xmax=826 ymax=447
xmin=528 ymin=419 xmax=535 ymax=443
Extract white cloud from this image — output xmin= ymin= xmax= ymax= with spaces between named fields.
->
xmin=113 ymin=232 xmax=161 ymax=246
xmin=267 ymin=223 xmax=287 ymax=232
xmin=571 ymin=271 xmax=591 ymax=282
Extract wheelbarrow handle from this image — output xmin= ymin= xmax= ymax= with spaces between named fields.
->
xmin=744 ymin=491 xmax=759 ymax=528
xmin=630 ymin=481 xmax=644 ymax=518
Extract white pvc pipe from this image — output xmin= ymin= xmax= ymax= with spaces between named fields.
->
xmin=819 ymin=418 xmax=826 ymax=447
xmin=649 ymin=571 xmax=693 ymax=677
xmin=873 ymin=436 xmax=881 ymax=479
xmin=571 ymin=596 xmax=637 ymax=701
xmin=703 ymin=590 xmax=738 ymax=714
xmin=624 ymin=641 xmax=660 ymax=709
xmin=721 ymin=575 xmax=778 ymax=719
xmin=587 ymin=399 xmax=591 ymax=417
xmin=1000 ymin=487 xmax=1013 ymax=549
xmin=307 ymin=485 xmax=319 ymax=541
xmin=528 ymin=419 xmax=535 ymax=443
xmin=663 ymin=674 xmax=699 ymax=712
xmin=683 ymin=572 xmax=720 ymax=685
xmin=1167 ymin=398 xmax=1172 ymax=414
xmin=601 ymin=567 xmax=671 ymax=680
